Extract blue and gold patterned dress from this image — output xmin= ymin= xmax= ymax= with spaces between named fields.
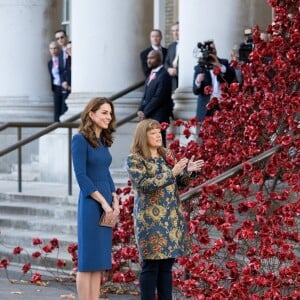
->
xmin=126 ymin=150 xmax=191 ymax=260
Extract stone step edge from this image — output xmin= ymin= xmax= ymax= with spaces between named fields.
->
xmin=0 ymin=225 xmax=76 ymax=242
xmin=0 ymin=213 xmax=77 ymax=224
xmin=0 ymin=246 xmax=74 ymax=265
xmin=0 ymin=200 xmax=77 ymax=211
xmin=2 ymin=261 xmax=76 ymax=281
xmin=0 ymin=192 xmax=78 ymax=206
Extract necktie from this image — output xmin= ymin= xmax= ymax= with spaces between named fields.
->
xmin=63 ymin=49 xmax=67 ymax=67
xmin=172 ymin=43 xmax=179 ymax=68
xmin=53 ymin=57 xmax=59 ymax=68
xmin=147 ymin=71 xmax=156 ymax=85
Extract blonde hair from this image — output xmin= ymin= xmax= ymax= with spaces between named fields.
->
xmin=130 ymin=119 xmax=166 ymax=159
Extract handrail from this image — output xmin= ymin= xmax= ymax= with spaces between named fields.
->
xmin=0 ymin=122 xmax=53 ymax=131
xmin=0 ymin=77 xmax=282 ymax=199
xmin=64 ymin=80 xmax=145 ymax=123
xmin=180 ymin=145 xmax=281 ymax=202
xmin=0 ymin=80 xmax=144 ymax=194
xmin=0 ymin=123 xmax=78 ymax=157
xmin=0 ymin=80 xmax=145 ymax=157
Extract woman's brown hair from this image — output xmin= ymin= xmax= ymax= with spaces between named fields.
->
xmin=130 ymin=119 xmax=166 ymax=159
xmin=79 ymin=97 xmax=116 ymax=147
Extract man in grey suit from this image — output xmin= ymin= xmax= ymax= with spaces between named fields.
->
xmin=164 ymin=21 xmax=179 ymax=92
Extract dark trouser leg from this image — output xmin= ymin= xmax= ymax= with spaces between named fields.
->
xmin=157 ymin=258 xmax=175 ymax=300
xmin=53 ymin=86 xmax=64 ymax=122
xmin=140 ymin=260 xmax=159 ymax=300
xmin=61 ymin=90 xmax=69 ymax=114
xmin=161 ymin=130 xmax=167 ymax=147
xmin=196 ymin=95 xmax=210 ymax=123
xmin=160 ymin=119 xmax=170 ymax=147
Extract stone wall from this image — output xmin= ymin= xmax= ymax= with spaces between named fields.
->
xmin=165 ymin=0 xmax=179 ymax=46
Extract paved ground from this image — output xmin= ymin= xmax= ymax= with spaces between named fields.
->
xmin=0 ymin=269 xmax=140 ymax=300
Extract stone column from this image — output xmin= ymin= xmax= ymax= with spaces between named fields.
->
xmin=41 ymin=0 xmax=153 ymax=182
xmin=0 ymin=0 xmax=61 ymax=173
xmin=173 ymin=0 xmax=272 ymax=120
xmin=0 ymin=0 xmax=62 ymax=122
xmin=154 ymin=0 xmax=166 ymax=46
xmin=63 ymin=0 xmax=153 ymax=120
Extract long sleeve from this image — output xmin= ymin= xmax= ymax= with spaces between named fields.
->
xmin=108 ymin=170 xmax=115 ymax=193
xmin=71 ymin=134 xmax=98 ymax=197
xmin=193 ymin=65 xmax=211 ymax=95
xmin=164 ymin=42 xmax=176 ymax=70
xmin=142 ymin=78 xmax=171 ymax=117
xmin=126 ymin=154 xmax=174 ymax=194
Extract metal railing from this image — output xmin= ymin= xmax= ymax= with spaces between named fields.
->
xmin=0 ymin=77 xmax=282 ymax=201
xmin=180 ymin=145 xmax=280 ymax=201
xmin=0 ymin=80 xmax=145 ymax=194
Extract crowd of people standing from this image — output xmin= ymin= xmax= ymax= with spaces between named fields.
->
xmin=47 ymin=23 xmax=240 ymax=125
xmin=138 ymin=21 xmax=238 ymax=131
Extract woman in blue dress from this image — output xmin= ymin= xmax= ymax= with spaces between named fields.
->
xmin=72 ymin=97 xmax=120 ymax=300
xmin=127 ymin=119 xmax=204 ymax=300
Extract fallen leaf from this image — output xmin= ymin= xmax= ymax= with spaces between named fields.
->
xmin=60 ymin=293 xmax=75 ymax=299
xmin=10 ymin=291 xmax=23 ymax=295
xmin=10 ymin=279 xmax=18 ymax=284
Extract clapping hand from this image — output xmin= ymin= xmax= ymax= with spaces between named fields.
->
xmin=172 ymin=158 xmax=189 ymax=177
xmin=187 ymin=155 xmax=204 ymax=172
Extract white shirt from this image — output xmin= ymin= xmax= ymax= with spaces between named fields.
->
xmin=152 ymin=45 xmax=162 ymax=51
xmin=151 ymin=65 xmax=164 ymax=73
xmin=51 ymin=57 xmax=61 ymax=86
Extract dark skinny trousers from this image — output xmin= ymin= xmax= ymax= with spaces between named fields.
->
xmin=53 ymin=85 xmax=68 ymax=122
xmin=140 ymin=258 xmax=175 ymax=300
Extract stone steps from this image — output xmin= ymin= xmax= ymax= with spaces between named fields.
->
xmin=0 ymin=168 xmax=129 ymax=272
xmin=0 ymin=227 xmax=75 ymax=264
xmin=0 ymin=191 xmax=77 ymax=271
xmin=0 ymin=226 xmax=76 ymax=250
xmin=0 ymin=199 xmax=77 ymax=218
xmin=0 ymin=215 xmax=77 ymax=235
xmin=0 ymin=161 xmax=41 ymax=181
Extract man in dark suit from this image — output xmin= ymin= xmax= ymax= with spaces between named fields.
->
xmin=54 ymin=29 xmax=69 ymax=113
xmin=138 ymin=50 xmax=173 ymax=146
xmin=48 ymin=41 xmax=65 ymax=122
xmin=164 ymin=21 xmax=179 ymax=92
xmin=140 ymin=29 xmax=168 ymax=78
xmin=61 ymin=41 xmax=72 ymax=94
xmin=193 ymin=41 xmax=236 ymax=123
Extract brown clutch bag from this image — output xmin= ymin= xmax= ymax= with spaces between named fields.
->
xmin=99 ymin=211 xmax=118 ymax=228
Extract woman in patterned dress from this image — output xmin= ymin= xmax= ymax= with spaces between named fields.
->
xmin=72 ymin=97 xmax=120 ymax=300
xmin=126 ymin=119 xmax=204 ymax=300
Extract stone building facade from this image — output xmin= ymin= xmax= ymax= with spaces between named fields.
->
xmin=0 ymin=0 xmax=272 ymax=181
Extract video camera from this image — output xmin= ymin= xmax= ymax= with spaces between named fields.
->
xmin=193 ymin=39 xmax=215 ymax=69
xmin=238 ymin=28 xmax=253 ymax=62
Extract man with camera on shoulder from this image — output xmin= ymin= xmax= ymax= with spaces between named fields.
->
xmin=193 ymin=40 xmax=236 ymax=123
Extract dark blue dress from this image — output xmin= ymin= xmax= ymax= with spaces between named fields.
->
xmin=72 ymin=133 xmax=115 ymax=272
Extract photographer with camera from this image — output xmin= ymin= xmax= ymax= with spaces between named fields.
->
xmin=193 ymin=40 xmax=236 ymax=123
xmin=238 ymin=28 xmax=254 ymax=63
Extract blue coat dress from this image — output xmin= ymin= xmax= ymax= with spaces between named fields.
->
xmin=71 ymin=133 xmax=115 ymax=272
